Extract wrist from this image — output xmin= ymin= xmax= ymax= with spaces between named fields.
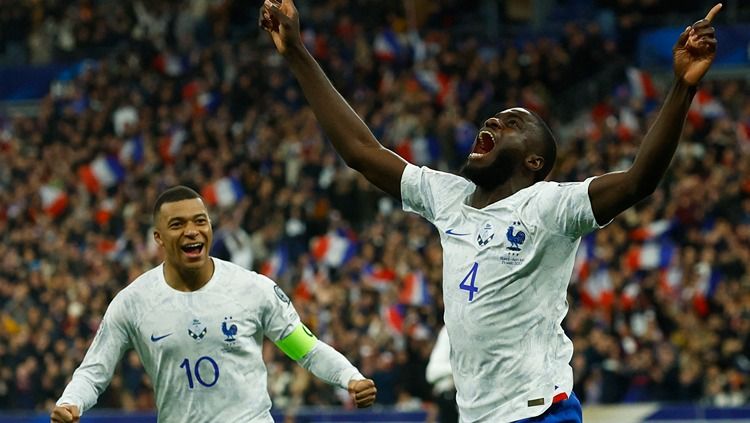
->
xmin=671 ymin=78 xmax=698 ymax=98
xmin=283 ymin=42 xmax=309 ymax=61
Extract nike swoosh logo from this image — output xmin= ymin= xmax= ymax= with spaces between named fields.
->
xmin=150 ymin=333 xmax=173 ymax=342
xmin=445 ymin=229 xmax=470 ymax=236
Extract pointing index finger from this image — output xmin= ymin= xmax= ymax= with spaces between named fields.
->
xmin=705 ymin=3 xmax=722 ymax=23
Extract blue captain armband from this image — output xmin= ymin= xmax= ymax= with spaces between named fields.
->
xmin=275 ymin=324 xmax=318 ymax=361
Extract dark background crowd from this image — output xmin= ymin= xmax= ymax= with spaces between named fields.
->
xmin=1 ymin=0 xmax=749 ymax=417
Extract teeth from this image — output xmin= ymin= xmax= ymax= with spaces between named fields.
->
xmin=479 ymin=130 xmax=495 ymax=141
xmin=469 ymin=153 xmax=485 ymax=159
xmin=184 ymin=243 xmax=203 ymax=248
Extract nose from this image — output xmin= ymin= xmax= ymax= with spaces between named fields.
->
xmin=184 ymin=222 xmax=199 ymax=237
xmin=485 ymin=117 xmax=502 ymax=129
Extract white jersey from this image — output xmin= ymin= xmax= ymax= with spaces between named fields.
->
xmin=401 ymin=164 xmax=604 ymax=422
xmin=58 ymin=258 xmax=306 ymax=422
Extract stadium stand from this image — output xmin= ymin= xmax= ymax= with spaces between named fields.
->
xmin=0 ymin=0 xmax=748 ymax=420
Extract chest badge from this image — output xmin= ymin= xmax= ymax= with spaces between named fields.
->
xmin=477 ymin=221 xmax=495 ymax=246
xmin=188 ymin=318 xmax=207 ymax=342
xmin=222 ymin=317 xmax=238 ymax=342
xmin=506 ymin=222 xmax=526 ymax=251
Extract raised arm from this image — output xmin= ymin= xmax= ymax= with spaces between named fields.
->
xmin=589 ymin=4 xmax=721 ymax=224
xmin=260 ymin=0 xmax=407 ymax=199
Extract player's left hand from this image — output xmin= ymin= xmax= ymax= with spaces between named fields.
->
xmin=348 ymin=378 xmax=377 ymax=408
xmin=673 ymin=3 xmax=721 ymax=86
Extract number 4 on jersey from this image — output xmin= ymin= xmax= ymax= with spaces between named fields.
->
xmin=459 ymin=262 xmax=479 ymax=301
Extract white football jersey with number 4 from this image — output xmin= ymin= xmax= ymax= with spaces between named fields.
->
xmin=401 ymin=164 xmax=605 ymax=422
xmin=57 ymin=258 xmax=301 ymax=422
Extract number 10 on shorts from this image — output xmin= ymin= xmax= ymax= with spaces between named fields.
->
xmin=459 ymin=262 xmax=479 ymax=301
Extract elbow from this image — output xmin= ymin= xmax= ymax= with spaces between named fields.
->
xmin=344 ymin=153 xmax=366 ymax=172
xmin=631 ymin=179 xmax=658 ymax=202
xmin=625 ymin=168 xmax=659 ymax=201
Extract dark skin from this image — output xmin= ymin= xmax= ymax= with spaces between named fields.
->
xmin=261 ymin=0 xmax=721 ymax=225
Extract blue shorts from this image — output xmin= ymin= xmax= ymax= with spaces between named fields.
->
xmin=514 ymin=392 xmax=582 ymax=423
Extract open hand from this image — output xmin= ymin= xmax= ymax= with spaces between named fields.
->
xmin=673 ymin=3 xmax=721 ymax=86
xmin=348 ymin=378 xmax=377 ymax=408
xmin=259 ymin=0 xmax=302 ymax=56
xmin=50 ymin=404 xmax=80 ymax=423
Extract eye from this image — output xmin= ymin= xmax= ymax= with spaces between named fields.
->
xmin=169 ymin=222 xmax=182 ymax=229
xmin=508 ymin=119 xmax=521 ymax=128
xmin=196 ymin=218 xmax=208 ymax=225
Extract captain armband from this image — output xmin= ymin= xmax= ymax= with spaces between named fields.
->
xmin=275 ymin=324 xmax=318 ymax=361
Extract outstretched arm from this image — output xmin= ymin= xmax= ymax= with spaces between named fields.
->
xmin=275 ymin=323 xmax=377 ymax=408
xmin=261 ymin=0 xmax=407 ymax=199
xmin=589 ymin=4 xmax=721 ymax=224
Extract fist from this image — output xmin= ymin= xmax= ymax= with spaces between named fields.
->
xmin=348 ymin=378 xmax=377 ymax=408
xmin=50 ymin=403 xmax=80 ymax=422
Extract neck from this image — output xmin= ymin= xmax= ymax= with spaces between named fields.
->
xmin=163 ymin=258 xmax=214 ymax=292
xmin=468 ymin=175 xmax=533 ymax=209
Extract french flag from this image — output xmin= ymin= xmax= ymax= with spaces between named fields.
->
xmin=688 ymin=89 xmax=725 ymax=128
xmin=94 ymin=198 xmax=116 ymax=226
xmin=362 ymin=263 xmax=397 ymax=291
xmin=659 ymin=263 xmax=683 ymax=295
xmin=626 ymin=67 xmax=657 ymax=100
xmin=119 ymin=135 xmax=144 ymax=165
xmin=374 ymin=29 xmax=402 ymax=62
xmin=153 ymin=52 xmax=187 ymax=77
xmin=159 ymin=127 xmax=187 ymax=163
xmin=381 ymin=304 xmax=405 ymax=334
xmin=39 ymin=183 xmax=68 ymax=218
xmin=294 ymin=258 xmax=318 ymax=301
xmin=414 ymin=69 xmax=453 ymax=105
xmin=311 ymin=229 xmax=357 ymax=268
xmin=400 ymin=271 xmax=431 ymax=305
xmin=202 ymin=177 xmax=244 ymax=208
xmin=261 ymin=246 xmax=288 ymax=279
xmin=693 ymin=264 xmax=721 ymax=317
xmin=580 ymin=268 xmax=614 ymax=309
xmin=616 ymin=107 xmax=640 ymax=141
xmin=79 ymin=156 xmax=126 ymax=192
xmin=573 ymin=235 xmax=595 ymax=283
xmin=195 ymin=91 xmax=221 ymax=116
xmin=620 ymin=282 xmax=641 ymax=310
xmin=629 ymin=219 xmax=673 ymax=241
xmin=626 ymin=242 xmax=675 ymax=271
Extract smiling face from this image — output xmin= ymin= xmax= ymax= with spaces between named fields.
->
xmin=460 ymin=107 xmax=555 ymax=188
xmin=153 ymin=198 xmax=213 ymax=273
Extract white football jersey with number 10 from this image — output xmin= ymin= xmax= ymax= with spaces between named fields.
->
xmin=57 ymin=258 xmax=302 ymax=422
xmin=401 ymin=164 xmax=605 ymax=422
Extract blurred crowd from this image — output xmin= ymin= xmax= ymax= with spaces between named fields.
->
xmin=1 ymin=0 xmax=749 ymax=417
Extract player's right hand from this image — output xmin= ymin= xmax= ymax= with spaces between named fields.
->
xmin=259 ymin=0 xmax=302 ymax=56
xmin=50 ymin=403 xmax=80 ymax=422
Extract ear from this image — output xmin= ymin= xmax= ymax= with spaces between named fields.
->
xmin=153 ymin=230 xmax=164 ymax=247
xmin=525 ymin=154 xmax=544 ymax=172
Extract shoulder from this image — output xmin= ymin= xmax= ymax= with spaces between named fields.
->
xmin=404 ymin=164 xmax=472 ymax=189
xmin=213 ymin=258 xmax=280 ymax=297
xmin=516 ymin=180 xmax=591 ymax=204
xmin=114 ymin=265 xmax=161 ymax=302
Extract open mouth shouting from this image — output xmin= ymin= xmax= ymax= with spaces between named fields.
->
xmin=181 ymin=242 xmax=205 ymax=259
xmin=469 ymin=130 xmax=496 ymax=160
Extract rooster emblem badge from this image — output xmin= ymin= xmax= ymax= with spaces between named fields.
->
xmin=222 ymin=317 xmax=238 ymax=342
xmin=506 ymin=223 xmax=526 ymax=251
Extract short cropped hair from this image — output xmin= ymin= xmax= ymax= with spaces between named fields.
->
xmin=153 ymin=185 xmax=202 ymax=222
xmin=529 ymin=111 xmax=557 ymax=181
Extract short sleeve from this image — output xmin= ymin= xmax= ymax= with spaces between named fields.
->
xmin=531 ymin=177 xmax=608 ymax=238
xmin=259 ymin=276 xmax=302 ymax=342
xmin=401 ymin=164 xmax=472 ymax=223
